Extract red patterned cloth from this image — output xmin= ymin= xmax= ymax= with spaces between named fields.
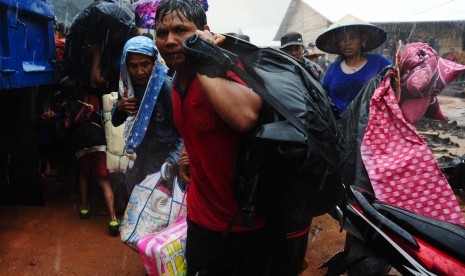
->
xmin=361 ymin=71 xmax=465 ymax=225
xmin=399 ymin=42 xmax=465 ymax=124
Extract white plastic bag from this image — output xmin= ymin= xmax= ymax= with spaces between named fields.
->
xmin=119 ymin=171 xmax=187 ymax=251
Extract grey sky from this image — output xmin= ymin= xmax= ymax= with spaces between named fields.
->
xmin=206 ymin=0 xmax=292 ymax=33
xmin=205 ymin=0 xmax=465 ymax=34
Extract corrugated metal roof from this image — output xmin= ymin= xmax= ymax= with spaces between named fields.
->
xmin=302 ymin=0 xmax=465 ymax=23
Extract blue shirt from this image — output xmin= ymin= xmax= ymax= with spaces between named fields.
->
xmin=322 ymin=54 xmax=392 ymax=115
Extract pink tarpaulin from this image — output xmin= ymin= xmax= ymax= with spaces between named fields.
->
xmin=360 ymin=71 xmax=465 ymax=225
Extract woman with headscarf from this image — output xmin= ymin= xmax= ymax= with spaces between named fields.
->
xmin=316 ymin=14 xmax=392 ymax=116
xmin=111 ymin=36 xmax=183 ymax=193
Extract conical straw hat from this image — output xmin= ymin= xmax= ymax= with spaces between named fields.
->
xmin=316 ymin=14 xmax=387 ymax=55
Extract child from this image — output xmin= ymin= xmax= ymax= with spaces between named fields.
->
xmin=43 ymin=77 xmax=119 ymax=235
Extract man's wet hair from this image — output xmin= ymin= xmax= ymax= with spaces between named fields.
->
xmin=155 ymin=0 xmax=207 ymax=30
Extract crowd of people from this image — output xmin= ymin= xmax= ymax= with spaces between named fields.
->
xmin=36 ymin=0 xmax=464 ymax=275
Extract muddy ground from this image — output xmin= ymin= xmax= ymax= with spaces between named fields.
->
xmin=1 ymin=84 xmax=464 ymax=276
xmin=421 ymin=82 xmax=465 ymax=166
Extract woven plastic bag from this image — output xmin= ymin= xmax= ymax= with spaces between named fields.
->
xmin=102 ymin=92 xmax=129 ymax=173
xmin=120 ymin=172 xmax=187 ymax=251
xmin=137 ymin=215 xmax=187 ymax=276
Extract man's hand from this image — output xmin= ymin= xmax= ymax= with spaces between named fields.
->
xmin=182 ymin=33 xmax=234 ymax=78
xmin=41 ymin=109 xmax=55 ymax=121
xmin=178 ymin=149 xmax=190 ymax=185
xmin=195 ymin=30 xmax=226 ymax=46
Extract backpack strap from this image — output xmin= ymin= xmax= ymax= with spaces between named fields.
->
xmin=74 ymin=102 xmax=88 ymax=124
xmin=75 ymin=95 xmax=101 ymax=124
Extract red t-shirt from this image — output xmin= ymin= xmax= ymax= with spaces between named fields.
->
xmin=55 ymin=38 xmax=65 ymax=61
xmin=172 ymin=72 xmax=266 ymax=232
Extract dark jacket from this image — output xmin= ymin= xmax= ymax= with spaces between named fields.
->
xmin=302 ymin=57 xmax=324 ymax=82
xmin=112 ymin=80 xmax=183 ymax=190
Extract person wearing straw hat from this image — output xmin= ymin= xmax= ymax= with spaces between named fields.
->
xmin=316 ymin=14 xmax=393 ymax=275
xmin=304 ymin=48 xmax=321 ymax=61
xmin=316 ymin=14 xmax=392 ymax=115
xmin=304 ymin=48 xmax=328 ymax=72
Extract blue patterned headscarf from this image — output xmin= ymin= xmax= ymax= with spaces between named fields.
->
xmin=119 ymin=36 xmax=168 ymax=154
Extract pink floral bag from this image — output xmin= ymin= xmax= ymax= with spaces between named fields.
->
xmin=137 ymin=215 xmax=187 ymax=276
xmin=398 ymin=42 xmax=465 ymax=124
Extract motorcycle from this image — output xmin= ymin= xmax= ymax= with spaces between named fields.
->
xmin=319 ymin=185 xmax=465 ymax=276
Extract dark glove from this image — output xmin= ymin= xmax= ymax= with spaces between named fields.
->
xmin=182 ymin=34 xmax=238 ymax=78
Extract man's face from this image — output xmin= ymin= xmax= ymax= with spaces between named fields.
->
xmin=155 ymin=13 xmax=200 ymax=70
xmin=282 ymin=45 xmax=304 ymax=60
xmin=126 ymin=53 xmax=155 ymax=86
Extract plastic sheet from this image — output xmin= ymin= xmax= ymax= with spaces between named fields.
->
xmin=63 ymin=0 xmax=137 ymax=91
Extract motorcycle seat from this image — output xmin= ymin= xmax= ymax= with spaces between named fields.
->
xmin=373 ymin=201 xmax=465 ymax=264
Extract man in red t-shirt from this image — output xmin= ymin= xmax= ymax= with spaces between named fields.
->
xmin=154 ymin=1 xmax=276 ymax=275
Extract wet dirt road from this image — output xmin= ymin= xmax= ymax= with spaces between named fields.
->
xmin=0 ymin=187 xmax=147 ymax=276
xmin=0 ymin=187 xmax=344 ymax=276
xmin=0 ymin=182 xmax=345 ymax=276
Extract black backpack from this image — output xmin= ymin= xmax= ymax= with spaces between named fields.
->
xmin=57 ymin=93 xmax=106 ymax=154
xmin=183 ymin=35 xmax=344 ymax=229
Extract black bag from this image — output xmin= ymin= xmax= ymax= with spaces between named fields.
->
xmin=67 ymin=94 xmax=106 ymax=154
xmin=63 ymin=0 xmax=137 ymax=90
xmin=337 ymin=67 xmax=392 ymax=194
xmin=183 ymin=35 xmax=344 ymax=228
